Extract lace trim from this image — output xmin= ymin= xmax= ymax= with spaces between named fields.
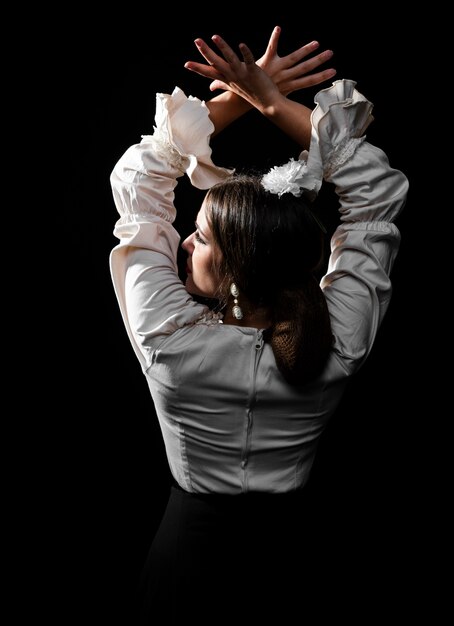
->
xmin=323 ymin=136 xmax=365 ymax=179
xmin=141 ymin=132 xmax=188 ymax=173
xmin=191 ymin=310 xmax=224 ymax=326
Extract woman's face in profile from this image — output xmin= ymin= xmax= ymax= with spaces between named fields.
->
xmin=181 ymin=199 xmax=222 ymax=298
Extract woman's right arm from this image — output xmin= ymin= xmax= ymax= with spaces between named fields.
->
xmin=312 ymin=81 xmax=409 ymax=373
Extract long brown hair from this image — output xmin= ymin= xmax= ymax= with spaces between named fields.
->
xmin=205 ymin=174 xmax=333 ymax=385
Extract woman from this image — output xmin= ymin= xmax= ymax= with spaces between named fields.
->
xmin=110 ymin=28 xmax=408 ymax=624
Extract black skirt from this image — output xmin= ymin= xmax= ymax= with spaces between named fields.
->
xmin=136 ymin=482 xmax=324 ymax=625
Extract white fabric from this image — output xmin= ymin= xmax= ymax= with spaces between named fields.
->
xmin=109 ymin=81 xmax=409 ymax=494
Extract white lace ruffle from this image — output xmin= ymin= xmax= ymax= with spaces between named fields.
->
xmin=142 ymin=133 xmax=188 ymax=174
xmin=191 ymin=310 xmax=224 ymax=326
xmin=150 ymin=87 xmax=233 ymax=189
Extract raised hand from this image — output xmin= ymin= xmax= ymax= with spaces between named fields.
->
xmin=184 ymin=26 xmax=336 ymax=97
xmin=255 ymin=26 xmax=336 ymax=95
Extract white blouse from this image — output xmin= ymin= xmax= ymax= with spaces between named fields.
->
xmin=110 ymin=80 xmax=409 ymax=494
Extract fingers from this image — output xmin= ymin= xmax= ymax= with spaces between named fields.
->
xmin=284 ymin=49 xmax=334 ymax=81
xmin=212 ymin=35 xmax=257 ymax=71
xmin=184 ymin=60 xmax=224 ymax=81
xmin=263 ymin=25 xmax=281 ymax=58
xmin=184 ymin=37 xmax=231 ymax=81
xmin=211 ymin=34 xmax=242 ymax=66
xmin=209 ymin=79 xmax=230 ymax=92
xmin=283 ymin=40 xmax=322 ymax=66
xmin=238 ymin=42 xmax=255 ymax=66
xmin=286 ymin=68 xmax=337 ymax=91
xmin=185 ymin=35 xmax=244 ymax=73
xmin=185 ymin=33 xmax=259 ymax=90
xmin=193 ymin=38 xmax=224 ymax=67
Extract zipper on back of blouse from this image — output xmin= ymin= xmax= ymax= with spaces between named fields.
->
xmin=241 ymin=329 xmax=264 ymax=491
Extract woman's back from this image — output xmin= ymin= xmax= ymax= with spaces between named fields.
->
xmin=146 ymin=322 xmax=349 ymax=493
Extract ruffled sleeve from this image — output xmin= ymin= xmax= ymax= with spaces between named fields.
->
xmin=111 ymin=86 xmax=233 ymax=226
xmin=148 ymin=86 xmax=233 ymax=189
xmin=298 ymin=79 xmax=372 ymax=200
xmin=109 ymin=87 xmax=232 ymax=371
xmin=289 ymin=80 xmax=373 ymax=202
xmin=306 ymin=79 xmax=408 ymax=222
xmin=310 ymin=80 xmax=409 ymax=374
xmin=311 ymin=79 xmax=373 ymax=178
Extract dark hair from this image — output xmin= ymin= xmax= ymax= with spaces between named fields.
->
xmin=205 ymin=174 xmax=333 ymax=385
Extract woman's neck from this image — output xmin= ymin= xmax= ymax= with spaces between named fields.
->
xmin=222 ymin=298 xmax=271 ymax=329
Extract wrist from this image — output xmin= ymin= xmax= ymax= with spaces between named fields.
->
xmin=256 ymin=92 xmax=287 ymax=119
xmin=205 ymin=90 xmax=253 ymax=137
xmin=207 ymin=90 xmax=252 ymax=112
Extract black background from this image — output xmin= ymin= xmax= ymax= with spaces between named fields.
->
xmin=27 ymin=6 xmax=443 ymax=624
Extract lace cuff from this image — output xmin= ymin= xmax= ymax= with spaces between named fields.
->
xmin=141 ymin=133 xmax=188 ymax=174
xmin=305 ymin=79 xmax=374 ymax=183
xmin=148 ymin=86 xmax=233 ymax=189
xmin=323 ymin=136 xmax=366 ymax=179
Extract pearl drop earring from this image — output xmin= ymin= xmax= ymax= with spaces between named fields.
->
xmin=230 ymin=283 xmax=243 ymax=320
